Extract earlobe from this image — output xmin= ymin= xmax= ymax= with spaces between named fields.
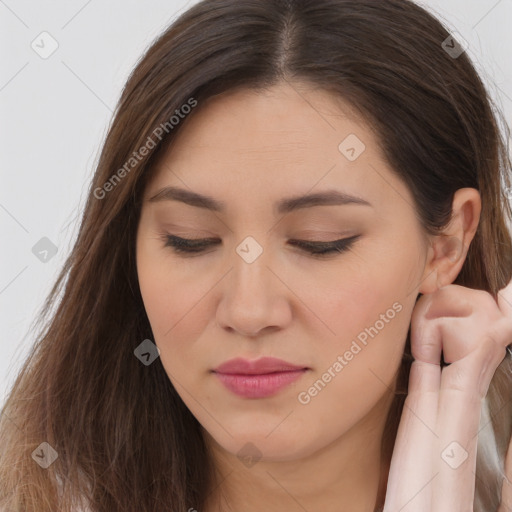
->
xmin=418 ymin=237 xmax=465 ymax=294
xmin=417 ymin=188 xmax=481 ymax=295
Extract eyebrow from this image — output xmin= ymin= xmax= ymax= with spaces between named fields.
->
xmin=147 ymin=186 xmax=372 ymax=214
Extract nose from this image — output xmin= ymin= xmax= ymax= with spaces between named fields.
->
xmin=215 ymin=246 xmax=292 ymax=337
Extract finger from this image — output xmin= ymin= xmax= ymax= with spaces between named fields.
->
xmin=410 ymin=298 xmax=443 ymax=365
xmin=437 ymin=321 xmax=507 ymax=397
xmin=422 ymin=286 xmax=473 ymax=321
xmin=432 ymin=377 xmax=482 ymax=512
xmin=432 ymin=316 xmax=486 ymax=362
xmin=432 ymin=328 xmax=507 ymax=510
xmin=383 ymin=361 xmax=440 ymax=512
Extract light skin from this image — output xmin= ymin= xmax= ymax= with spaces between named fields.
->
xmin=135 ymin=81 xmax=510 ymax=511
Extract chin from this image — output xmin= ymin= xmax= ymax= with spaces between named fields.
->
xmin=204 ymin=423 xmax=320 ymax=464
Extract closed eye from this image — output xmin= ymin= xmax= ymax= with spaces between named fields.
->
xmin=162 ymin=234 xmax=361 ymax=258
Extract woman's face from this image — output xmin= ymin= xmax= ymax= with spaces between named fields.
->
xmin=136 ymin=81 xmax=431 ymax=461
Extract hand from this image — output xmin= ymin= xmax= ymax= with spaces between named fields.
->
xmin=382 ymin=279 xmax=512 ymax=512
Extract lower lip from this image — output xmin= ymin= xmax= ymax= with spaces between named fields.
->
xmin=213 ymin=369 xmax=308 ymax=398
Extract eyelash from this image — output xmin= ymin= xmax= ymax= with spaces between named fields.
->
xmin=162 ymin=234 xmax=360 ymax=258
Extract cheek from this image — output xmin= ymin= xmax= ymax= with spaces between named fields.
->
xmin=305 ymin=248 xmax=416 ymax=386
xmin=139 ymin=273 xmax=205 ymax=344
xmin=137 ymin=234 xmax=199 ymax=332
xmin=293 ymin=284 xmax=413 ymax=450
xmin=303 ymin=255 xmax=407 ymax=347
xmin=309 ymin=286 xmax=407 ymax=389
xmin=136 ymin=248 xmax=214 ymax=379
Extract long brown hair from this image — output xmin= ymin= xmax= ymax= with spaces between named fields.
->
xmin=2 ymin=1 xmax=512 ymax=510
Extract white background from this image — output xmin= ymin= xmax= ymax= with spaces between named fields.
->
xmin=1 ymin=0 xmax=511 ymax=408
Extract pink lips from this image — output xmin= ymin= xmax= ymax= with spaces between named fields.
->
xmin=212 ymin=357 xmax=309 ymax=398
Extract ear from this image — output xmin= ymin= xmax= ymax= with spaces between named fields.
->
xmin=419 ymin=188 xmax=481 ymax=294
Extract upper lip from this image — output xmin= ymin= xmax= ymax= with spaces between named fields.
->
xmin=213 ymin=357 xmax=308 ymax=375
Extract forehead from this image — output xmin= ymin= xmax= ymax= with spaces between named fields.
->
xmin=164 ymin=83 xmax=372 ymax=158
xmin=144 ymin=82 xmax=413 ymax=217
